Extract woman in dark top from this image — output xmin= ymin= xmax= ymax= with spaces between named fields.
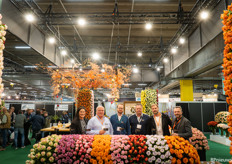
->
xmin=70 ymin=107 xmax=88 ymax=134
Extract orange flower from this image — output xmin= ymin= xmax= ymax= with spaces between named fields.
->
xmin=183 ymin=158 xmax=188 ymax=164
xmin=177 ymin=159 xmax=182 ymax=164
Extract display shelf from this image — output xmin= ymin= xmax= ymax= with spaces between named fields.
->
xmin=210 ymin=134 xmax=230 ymax=146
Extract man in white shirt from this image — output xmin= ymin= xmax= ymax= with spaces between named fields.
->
xmin=146 ymin=104 xmax=172 ymax=136
xmin=86 ymin=106 xmax=113 ymax=135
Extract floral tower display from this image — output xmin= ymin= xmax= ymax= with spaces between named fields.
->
xmin=0 ymin=14 xmax=7 ymax=100
xmin=221 ymin=3 xmax=232 ymax=160
xmin=141 ymin=89 xmax=158 ymax=116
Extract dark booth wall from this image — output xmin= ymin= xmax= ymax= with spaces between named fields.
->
xmin=176 ymin=102 xmax=228 ymax=132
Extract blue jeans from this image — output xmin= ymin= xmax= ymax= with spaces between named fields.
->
xmin=0 ymin=129 xmax=8 ymax=148
xmin=14 ymin=128 xmax=24 ymax=148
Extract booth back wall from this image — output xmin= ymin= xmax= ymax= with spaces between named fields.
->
xmin=176 ymin=102 xmax=228 ymax=132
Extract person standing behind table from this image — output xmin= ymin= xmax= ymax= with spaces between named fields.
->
xmin=70 ymin=107 xmax=89 ymax=134
xmin=146 ymin=104 xmax=172 ymax=136
xmin=14 ymin=110 xmax=26 ymax=149
xmin=28 ymin=109 xmax=44 ymax=143
xmin=86 ymin=106 xmax=113 ymax=135
xmin=172 ymin=106 xmax=192 ymax=140
xmin=41 ymin=112 xmax=51 ymax=138
xmin=0 ymin=107 xmax=11 ymax=151
xmin=24 ymin=109 xmax=34 ymax=145
xmin=110 ymin=104 xmax=131 ymax=135
xmin=61 ymin=111 xmax=69 ymax=124
xmin=129 ymin=104 xmax=149 ymax=135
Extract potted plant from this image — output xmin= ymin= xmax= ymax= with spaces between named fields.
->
xmin=207 ymin=121 xmax=218 ymax=135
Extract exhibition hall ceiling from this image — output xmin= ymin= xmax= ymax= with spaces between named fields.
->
xmin=2 ymin=0 xmax=223 ymax=100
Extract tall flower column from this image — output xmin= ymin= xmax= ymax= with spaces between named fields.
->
xmin=0 ymin=14 xmax=7 ymax=100
xmin=221 ymin=4 xmax=232 ymax=159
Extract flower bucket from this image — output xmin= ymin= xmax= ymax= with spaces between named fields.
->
xmin=212 ymin=128 xmax=216 ymax=135
xmin=219 ymin=129 xmax=224 ymax=136
xmin=226 ymin=130 xmax=230 ymax=138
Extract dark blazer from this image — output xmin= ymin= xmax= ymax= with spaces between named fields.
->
xmin=70 ymin=118 xmax=88 ymax=134
xmin=172 ymin=116 xmax=192 ymax=140
xmin=129 ymin=114 xmax=149 ymax=134
xmin=146 ymin=113 xmax=172 ymax=136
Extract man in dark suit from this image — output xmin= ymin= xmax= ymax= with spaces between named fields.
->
xmin=172 ymin=106 xmax=192 ymax=140
xmin=146 ymin=104 xmax=172 ymax=136
xmin=129 ymin=104 xmax=149 ymax=134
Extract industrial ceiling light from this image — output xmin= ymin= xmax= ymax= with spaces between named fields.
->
xmin=2 ymin=93 xmax=5 ymax=97
xmin=163 ymin=57 xmax=168 ymax=63
xmin=133 ymin=67 xmax=139 ymax=73
xmin=179 ymin=37 xmax=185 ymax=44
xmin=25 ymin=13 xmax=35 ymax=22
xmin=78 ymin=18 xmax=86 ymax=26
xmin=79 ymin=68 xmax=82 ymax=71
xmin=48 ymin=37 xmax=56 ymax=44
xmin=200 ymin=10 xmax=209 ymax=20
xmin=70 ymin=59 xmax=75 ymax=63
xmin=92 ymin=52 xmax=100 ymax=60
xmin=137 ymin=52 xmax=142 ymax=57
xmin=171 ymin=47 xmax=177 ymax=54
xmin=101 ymin=68 xmax=105 ymax=72
xmin=157 ymin=67 xmax=160 ymax=71
xmin=145 ymin=22 xmax=152 ymax=30
xmin=61 ymin=50 xmax=67 ymax=56
xmin=7 ymin=96 xmax=11 ymax=99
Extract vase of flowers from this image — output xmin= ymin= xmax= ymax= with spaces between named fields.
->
xmin=207 ymin=121 xmax=218 ymax=135
xmin=189 ymin=128 xmax=209 ymax=161
xmin=217 ymin=123 xmax=229 ymax=136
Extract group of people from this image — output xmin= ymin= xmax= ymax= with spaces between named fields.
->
xmin=70 ymin=104 xmax=192 ymax=140
xmin=0 ymin=107 xmax=51 ymax=151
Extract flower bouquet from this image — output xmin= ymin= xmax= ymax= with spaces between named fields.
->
xmin=165 ymin=136 xmax=200 ymax=164
xmin=218 ymin=124 xmax=230 ymax=137
xmin=26 ymin=134 xmax=62 ymax=164
xmin=207 ymin=121 xmax=218 ymax=135
xmin=145 ymin=135 xmax=172 ymax=163
xmin=189 ymin=128 xmax=209 ymax=151
xmin=215 ymin=111 xmax=230 ymax=123
xmin=90 ymin=135 xmax=112 ymax=164
xmin=128 ymin=135 xmax=148 ymax=163
xmin=110 ymin=135 xmax=130 ymax=163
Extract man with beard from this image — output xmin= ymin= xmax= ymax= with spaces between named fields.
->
xmin=146 ymin=104 xmax=172 ymax=136
xmin=172 ymin=106 xmax=192 ymax=140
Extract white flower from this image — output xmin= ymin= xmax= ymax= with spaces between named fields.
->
xmin=146 ymin=151 xmax=151 ymax=156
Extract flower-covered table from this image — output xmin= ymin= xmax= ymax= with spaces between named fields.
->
xmin=26 ymin=134 xmax=200 ymax=164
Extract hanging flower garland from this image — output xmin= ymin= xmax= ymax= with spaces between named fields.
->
xmin=77 ymin=89 xmax=92 ymax=120
xmin=0 ymin=14 xmax=7 ymax=100
xmin=221 ymin=4 xmax=232 ymax=159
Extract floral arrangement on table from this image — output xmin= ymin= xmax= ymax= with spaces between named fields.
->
xmin=215 ymin=111 xmax=230 ymax=123
xmin=141 ymin=89 xmax=158 ymax=116
xmin=165 ymin=136 xmax=200 ymax=164
xmin=145 ymin=135 xmax=172 ymax=163
xmin=90 ymin=135 xmax=112 ymax=164
xmin=221 ymin=3 xmax=232 ymax=159
xmin=128 ymin=135 xmax=147 ymax=163
xmin=217 ymin=123 xmax=230 ymax=136
xmin=207 ymin=121 xmax=218 ymax=134
xmin=189 ymin=128 xmax=209 ymax=151
xmin=77 ymin=89 xmax=93 ymax=119
xmin=26 ymin=134 xmax=62 ymax=164
xmin=26 ymin=135 xmax=200 ymax=164
xmin=0 ymin=14 xmax=7 ymax=101
xmin=110 ymin=135 xmax=130 ymax=163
